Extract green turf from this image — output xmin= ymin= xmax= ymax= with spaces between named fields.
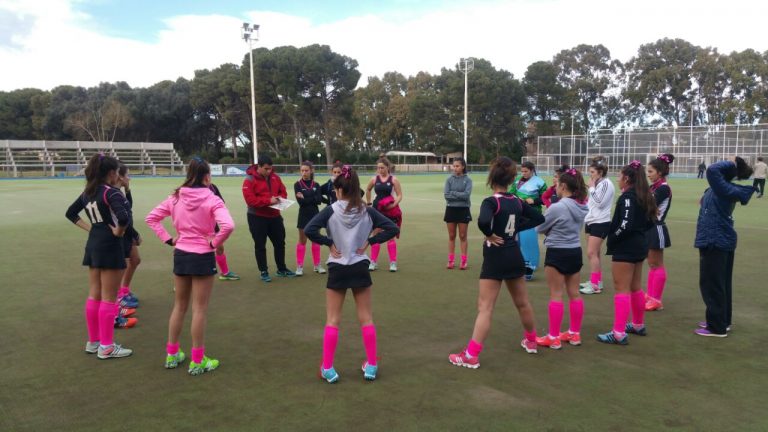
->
xmin=1 ymin=174 xmax=767 ymax=431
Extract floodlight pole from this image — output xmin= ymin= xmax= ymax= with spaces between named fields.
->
xmin=242 ymin=23 xmax=260 ymax=163
xmin=459 ymin=58 xmax=474 ymax=162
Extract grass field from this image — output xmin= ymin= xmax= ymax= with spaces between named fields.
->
xmin=1 ymin=173 xmax=767 ymax=431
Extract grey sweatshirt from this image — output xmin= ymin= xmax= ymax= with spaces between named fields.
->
xmin=536 ymin=197 xmax=588 ymax=248
xmin=304 ymin=200 xmax=399 ymax=266
xmin=444 ymin=174 xmax=472 ymax=207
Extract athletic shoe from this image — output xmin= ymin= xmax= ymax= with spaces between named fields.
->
xmin=536 ymin=335 xmax=562 ymax=350
xmin=645 ymin=297 xmax=664 ymax=311
xmin=625 ymin=323 xmax=647 ymax=336
xmin=276 ymin=269 xmax=296 ymax=278
xmin=114 ymin=316 xmax=138 ymax=329
xmin=559 ymin=332 xmax=582 ymax=346
xmin=448 ymin=350 xmax=479 ymax=369
xmin=368 ymin=262 xmax=377 ymax=271
xmin=85 ymin=341 xmax=99 ymax=354
xmin=188 ymin=356 xmax=219 ymax=375
xmin=97 ymin=343 xmax=133 ymax=359
xmin=165 ymin=351 xmax=186 ymax=369
xmin=694 ymin=328 xmax=727 ymax=338
xmin=459 ymin=261 xmax=468 ymax=270
xmin=119 ymin=306 xmax=136 ymax=318
xmin=446 ymin=261 xmax=455 ymax=269
xmin=579 ymin=282 xmax=603 ymax=295
xmin=124 ymin=292 xmax=139 ymax=302
xmin=362 ymin=361 xmax=378 ymax=381
xmin=524 ymin=266 xmax=534 ymax=281
xmin=119 ymin=295 xmax=139 ymax=308
xmin=314 ymin=265 xmax=327 ymax=274
xmin=219 ymin=271 xmax=241 ymax=281
xmin=260 ymin=271 xmax=272 ymax=282
xmin=319 ymin=366 xmax=339 ymax=383
xmin=389 ymin=262 xmax=398 ymax=272
xmin=596 ymin=331 xmax=629 ymax=345
xmin=295 ymin=267 xmax=304 ymax=277
xmin=697 ymin=321 xmax=731 ymax=332
xmin=520 ymin=338 xmax=538 ymax=354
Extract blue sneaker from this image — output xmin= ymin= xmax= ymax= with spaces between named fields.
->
xmin=362 ymin=361 xmax=378 ymax=381
xmin=276 ymin=269 xmax=296 ymax=278
xmin=260 ymin=271 xmax=272 ymax=282
xmin=319 ymin=366 xmax=339 ymax=383
xmin=124 ymin=292 xmax=139 ymax=303
xmin=119 ymin=295 xmax=139 ymax=308
xmin=625 ymin=323 xmax=647 ymax=336
xmin=596 ymin=331 xmax=629 ymax=345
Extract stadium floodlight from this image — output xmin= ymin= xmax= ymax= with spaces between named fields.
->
xmin=458 ymin=58 xmax=474 ymax=162
xmin=241 ymin=22 xmax=260 ymax=163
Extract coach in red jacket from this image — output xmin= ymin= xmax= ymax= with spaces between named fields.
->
xmin=242 ymin=155 xmax=296 ymax=282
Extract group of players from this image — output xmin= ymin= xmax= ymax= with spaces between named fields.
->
xmin=66 ymin=150 xmax=755 ymax=380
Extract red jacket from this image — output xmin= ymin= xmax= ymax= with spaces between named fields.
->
xmin=242 ymin=165 xmax=287 ymax=218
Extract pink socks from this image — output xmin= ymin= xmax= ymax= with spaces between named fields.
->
xmin=524 ymin=329 xmax=537 ymax=343
xmin=98 ymin=300 xmax=117 ymax=347
xmin=216 ymin=253 xmax=229 ymax=275
xmin=361 ymin=324 xmax=377 ymax=366
xmin=322 ymin=325 xmax=339 ymax=369
xmin=590 ymin=271 xmax=601 ymax=286
xmin=647 ymin=267 xmax=667 ymax=301
xmin=613 ymin=294 xmax=631 ymax=335
xmin=569 ymin=298 xmax=584 ymax=334
xmin=166 ymin=342 xmax=180 ymax=355
xmin=448 ymin=253 xmax=455 ymax=264
xmin=466 ymin=339 xmax=483 ymax=357
xmin=630 ymin=290 xmax=646 ymax=327
xmin=118 ymin=286 xmax=130 ymax=299
xmin=191 ymin=346 xmax=205 ymax=364
xmin=461 ymin=255 xmax=467 ymax=266
xmin=85 ymin=299 xmax=100 ymax=343
xmin=370 ymin=243 xmax=380 ymax=261
xmin=311 ymin=243 xmax=321 ymax=267
xmin=296 ymin=243 xmax=306 ymax=267
xmin=548 ymin=301 xmax=564 ymax=338
xmin=387 ymin=240 xmax=397 ymax=262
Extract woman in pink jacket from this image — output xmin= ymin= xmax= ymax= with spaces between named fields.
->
xmin=146 ymin=157 xmax=235 ymax=376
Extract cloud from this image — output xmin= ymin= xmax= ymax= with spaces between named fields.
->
xmin=1 ymin=0 xmax=767 ymax=91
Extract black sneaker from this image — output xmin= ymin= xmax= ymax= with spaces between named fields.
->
xmin=276 ymin=269 xmax=296 ymax=278
xmin=260 ymin=271 xmax=272 ymax=282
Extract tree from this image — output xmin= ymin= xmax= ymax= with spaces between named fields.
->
xmin=523 ymin=61 xmax=565 ymax=134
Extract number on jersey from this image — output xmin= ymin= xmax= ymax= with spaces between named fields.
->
xmin=85 ymin=201 xmax=104 ymax=223
xmin=504 ymin=215 xmax=516 ymax=235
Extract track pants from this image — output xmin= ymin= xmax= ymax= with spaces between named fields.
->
xmin=247 ymin=213 xmax=287 ymax=272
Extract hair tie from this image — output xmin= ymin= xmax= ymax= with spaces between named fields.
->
xmin=658 ymin=154 xmax=671 ymax=164
xmin=629 ymin=160 xmax=642 ymax=170
xmin=565 ymin=168 xmax=578 ymax=177
xmin=341 ymin=165 xmax=352 ymax=179
xmin=98 ymin=151 xmax=104 ymax=160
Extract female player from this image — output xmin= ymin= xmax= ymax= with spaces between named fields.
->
xmin=535 ymin=168 xmax=588 ymax=349
xmin=295 ymin=161 xmax=325 ymax=276
xmin=365 ymin=157 xmax=403 ymax=272
xmin=579 ymin=156 xmax=615 ymax=295
xmin=65 ymin=154 xmax=133 ymax=359
xmin=644 ymin=154 xmax=674 ymax=311
xmin=305 ymin=165 xmax=399 ymax=383
xmin=508 ymin=161 xmax=547 ymax=280
xmin=541 ymin=164 xmax=569 ymax=209
xmin=321 ymin=162 xmax=344 ymax=206
xmin=449 ymin=157 xmax=544 ymax=368
xmin=208 ymin=183 xmax=240 ymax=281
xmin=597 ymin=161 xmax=657 ymax=345
xmin=443 ymin=157 xmax=473 ymax=270
xmin=114 ymin=163 xmax=138 ymax=328
xmin=145 ymin=157 xmax=235 ymax=375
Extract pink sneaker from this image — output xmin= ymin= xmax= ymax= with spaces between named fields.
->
xmin=520 ymin=338 xmax=538 ymax=354
xmin=448 ymin=350 xmax=479 ymax=369
xmin=536 ymin=335 xmax=562 ymax=350
xmin=459 ymin=260 xmax=468 ymax=270
xmin=446 ymin=261 xmax=455 ymax=269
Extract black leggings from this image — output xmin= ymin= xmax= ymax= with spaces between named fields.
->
xmin=247 ymin=213 xmax=287 ymax=272
xmin=698 ymin=247 xmax=734 ymax=334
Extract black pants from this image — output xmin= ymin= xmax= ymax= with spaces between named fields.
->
xmin=753 ymin=178 xmax=765 ymax=196
xmin=247 ymin=213 xmax=287 ymax=272
xmin=698 ymin=247 xmax=734 ymax=334
xmin=697 ymin=170 xmax=704 ymax=179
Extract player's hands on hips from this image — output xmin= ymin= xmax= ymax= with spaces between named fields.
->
xmin=356 ymin=241 xmax=370 ymax=255
xmin=330 ymin=244 xmax=342 ymax=258
xmin=111 ymin=225 xmax=124 ymax=237
xmin=485 ymin=234 xmax=504 ymax=247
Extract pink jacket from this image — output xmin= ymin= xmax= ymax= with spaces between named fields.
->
xmin=145 ymin=186 xmax=234 ymax=254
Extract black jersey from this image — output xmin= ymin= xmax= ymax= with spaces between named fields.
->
xmin=123 ymin=189 xmax=140 ymax=242
xmin=606 ymin=190 xmax=654 ymax=256
xmin=477 ymin=193 xmax=544 ymax=248
xmin=373 ymin=175 xmax=395 ymax=206
xmin=650 ymin=180 xmax=672 ymax=224
xmin=66 ymin=184 xmax=132 ymax=228
xmin=295 ymin=179 xmax=323 ymax=208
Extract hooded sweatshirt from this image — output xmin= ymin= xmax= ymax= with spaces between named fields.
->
xmin=242 ymin=165 xmax=287 ymax=218
xmin=304 ymin=200 xmax=399 ymax=266
xmin=145 ymin=186 xmax=235 ymax=254
xmin=536 ymin=197 xmax=588 ymax=248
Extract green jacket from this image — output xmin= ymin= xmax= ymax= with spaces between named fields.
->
xmin=508 ymin=175 xmax=547 ymax=213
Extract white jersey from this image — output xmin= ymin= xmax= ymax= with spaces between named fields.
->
xmin=585 ymin=177 xmax=615 ymax=224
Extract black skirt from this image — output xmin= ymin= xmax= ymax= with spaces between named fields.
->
xmin=444 ymin=206 xmax=472 ymax=223
xmin=297 ymin=207 xmax=320 ymax=229
xmin=544 ymin=247 xmax=583 ymax=276
xmin=607 ymin=232 xmax=648 ymax=263
xmin=327 ymin=260 xmax=372 ymax=290
xmin=585 ymin=222 xmax=611 ymax=239
xmin=480 ymin=245 xmax=526 ymax=281
xmin=82 ymin=226 xmax=126 ymax=269
xmin=646 ymin=224 xmax=671 ymax=249
xmin=173 ymin=249 xmax=217 ymax=276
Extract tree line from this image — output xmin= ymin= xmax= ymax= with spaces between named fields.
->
xmin=1 ymin=38 xmax=767 ymax=165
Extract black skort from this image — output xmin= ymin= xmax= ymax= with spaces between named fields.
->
xmin=297 ymin=207 xmax=320 ymax=229
xmin=585 ymin=222 xmax=611 ymax=239
xmin=82 ymin=226 xmax=126 ymax=269
xmin=444 ymin=206 xmax=472 ymax=224
xmin=544 ymin=247 xmax=583 ymax=276
xmin=646 ymin=223 xmax=671 ymax=249
xmin=480 ymin=245 xmax=526 ymax=281
xmin=327 ymin=260 xmax=373 ymax=290
xmin=173 ymin=249 xmax=217 ymax=276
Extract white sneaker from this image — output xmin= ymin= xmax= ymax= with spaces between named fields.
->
xmin=314 ymin=265 xmax=327 ymax=274
xmin=295 ymin=267 xmax=304 ymax=276
xmin=368 ymin=262 xmax=377 ymax=271
xmin=389 ymin=262 xmax=398 ymax=272
xmin=85 ymin=341 xmax=99 ymax=354
xmin=579 ymin=281 xmax=603 ymax=295
xmin=97 ymin=343 xmax=133 ymax=359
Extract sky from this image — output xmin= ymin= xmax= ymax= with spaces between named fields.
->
xmin=1 ymin=0 xmax=767 ymax=92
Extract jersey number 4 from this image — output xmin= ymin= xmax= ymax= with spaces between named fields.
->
xmin=505 ymin=215 xmax=516 ymax=235
xmin=85 ymin=201 xmax=104 ymax=223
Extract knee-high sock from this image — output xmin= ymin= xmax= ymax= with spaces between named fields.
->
xmin=548 ymin=301 xmax=564 ymax=338
xmin=613 ymin=294 xmax=631 ymax=334
xmin=361 ymin=324 xmax=377 ymax=366
xmin=646 ymin=268 xmax=657 ymax=298
xmin=191 ymin=346 xmax=205 ymax=364
xmin=654 ymin=266 xmax=667 ymax=301
xmin=85 ymin=299 xmax=100 ymax=342
xmin=311 ymin=243 xmax=321 ymax=267
xmin=387 ymin=239 xmax=397 ymax=262
xmin=118 ymin=286 xmax=130 ymax=299
xmin=98 ymin=301 xmax=117 ymax=346
xmin=590 ymin=271 xmax=601 ymax=285
xmin=466 ymin=339 xmax=483 ymax=357
xmin=370 ymin=243 xmax=380 ymax=262
xmin=630 ymin=290 xmax=646 ymax=326
xmin=569 ymin=298 xmax=584 ymax=333
xmin=215 ymin=253 xmax=229 ymax=275
xmin=295 ymin=243 xmax=306 ymax=267
xmin=322 ymin=325 xmax=338 ymax=369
